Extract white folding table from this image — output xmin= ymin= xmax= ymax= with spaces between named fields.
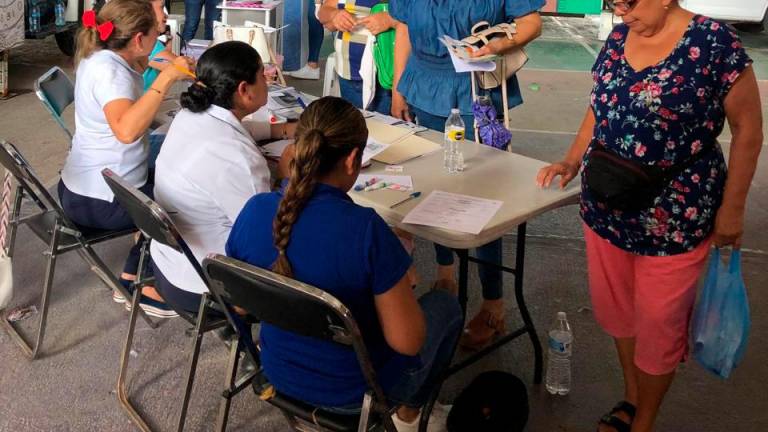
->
xmin=351 ymin=130 xmax=579 ymax=385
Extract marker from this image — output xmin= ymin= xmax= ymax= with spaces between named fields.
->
xmin=364 ymin=181 xmax=390 ymax=192
xmin=390 ymin=191 xmax=422 ymax=209
xmin=354 ymin=177 xmax=378 ymax=191
xmin=296 ymin=96 xmax=307 ymax=109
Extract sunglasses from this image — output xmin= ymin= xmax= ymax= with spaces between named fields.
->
xmin=606 ymin=0 xmax=639 ymax=13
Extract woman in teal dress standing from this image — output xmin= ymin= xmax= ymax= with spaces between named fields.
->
xmin=390 ymin=0 xmax=545 ymax=349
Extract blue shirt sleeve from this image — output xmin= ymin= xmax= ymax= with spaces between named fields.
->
xmin=389 ymin=0 xmax=410 ymax=24
xmin=505 ymin=0 xmax=545 ymax=19
xmin=362 ymin=212 xmax=412 ymax=296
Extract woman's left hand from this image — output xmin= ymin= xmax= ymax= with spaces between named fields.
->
xmin=470 ymin=38 xmax=507 ymax=58
xmin=358 ymin=12 xmax=394 ymax=36
xmin=713 ymin=204 xmax=745 ymax=248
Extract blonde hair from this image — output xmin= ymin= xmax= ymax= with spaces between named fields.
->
xmin=271 ymin=97 xmax=368 ymax=278
xmin=75 ymin=0 xmax=155 ymax=66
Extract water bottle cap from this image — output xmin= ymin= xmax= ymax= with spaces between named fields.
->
xmin=450 ymin=108 xmax=460 ymax=114
xmin=557 ymin=311 xmax=567 ymax=320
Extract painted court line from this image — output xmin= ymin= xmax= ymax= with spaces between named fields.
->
xmin=551 ymin=17 xmax=599 ymax=58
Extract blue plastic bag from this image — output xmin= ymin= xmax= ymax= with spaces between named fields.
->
xmin=692 ymin=248 xmax=751 ymax=379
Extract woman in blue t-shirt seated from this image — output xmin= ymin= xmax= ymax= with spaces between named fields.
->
xmin=226 ymin=97 xmax=462 ymax=431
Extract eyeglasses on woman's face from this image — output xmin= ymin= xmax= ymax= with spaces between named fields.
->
xmin=606 ymin=0 xmax=640 ymax=13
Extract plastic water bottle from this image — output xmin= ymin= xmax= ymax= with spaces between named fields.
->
xmin=545 ymin=311 xmax=572 ymax=395
xmin=444 ymin=109 xmax=465 ymax=174
xmin=30 ymin=5 xmax=41 ymax=33
xmin=55 ymin=0 xmax=67 ymax=26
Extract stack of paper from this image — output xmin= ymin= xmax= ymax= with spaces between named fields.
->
xmin=364 ymin=119 xmax=441 ymax=165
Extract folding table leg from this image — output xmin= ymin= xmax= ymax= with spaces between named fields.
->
xmin=116 ymin=289 xmax=152 ymax=432
xmin=513 ymin=223 xmax=543 ymax=383
xmin=456 ymin=249 xmax=470 ymax=316
xmin=0 ymin=223 xmax=60 ymax=360
xmin=176 ymin=295 xmax=210 ymax=432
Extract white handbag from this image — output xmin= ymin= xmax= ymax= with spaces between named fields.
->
xmin=212 ymin=23 xmax=286 ymax=85
xmin=0 ymin=169 xmax=13 ymax=309
xmin=461 ymin=21 xmax=528 ymax=90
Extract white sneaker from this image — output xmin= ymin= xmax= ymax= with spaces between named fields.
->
xmin=284 ymin=64 xmax=320 ymax=80
xmin=391 ymin=403 xmax=452 ymax=432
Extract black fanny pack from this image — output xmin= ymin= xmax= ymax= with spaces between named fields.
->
xmin=584 ymin=142 xmax=714 ymax=212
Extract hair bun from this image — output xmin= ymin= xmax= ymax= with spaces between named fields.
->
xmin=180 ymin=81 xmax=216 ymax=113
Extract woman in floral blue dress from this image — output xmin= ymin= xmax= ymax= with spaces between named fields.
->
xmin=538 ymin=1 xmax=762 ymax=431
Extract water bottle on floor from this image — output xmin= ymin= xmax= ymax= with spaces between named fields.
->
xmin=444 ymin=108 xmax=465 ymax=174
xmin=546 ymin=311 xmax=572 ymax=395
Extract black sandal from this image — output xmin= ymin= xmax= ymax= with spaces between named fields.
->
xmin=597 ymin=400 xmax=636 ymax=432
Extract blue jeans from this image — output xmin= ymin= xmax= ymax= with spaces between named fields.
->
xmin=409 ymin=105 xmax=504 ymax=301
xmin=182 ymin=0 xmax=221 ymax=41
xmin=306 ymin=0 xmax=323 ymax=63
xmin=324 ymin=290 xmax=462 ymax=412
xmin=387 ymin=291 xmax=462 ymax=407
xmin=338 ymin=77 xmax=392 ymax=116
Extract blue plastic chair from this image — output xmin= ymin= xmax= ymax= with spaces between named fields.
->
xmin=34 ymin=66 xmax=75 ymax=143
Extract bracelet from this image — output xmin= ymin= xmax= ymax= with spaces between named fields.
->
xmin=148 ymin=87 xmax=163 ymax=96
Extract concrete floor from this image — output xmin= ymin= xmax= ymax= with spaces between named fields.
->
xmin=1 ymin=15 xmax=767 ymax=432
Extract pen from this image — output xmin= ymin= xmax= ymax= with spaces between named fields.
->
xmin=390 ymin=191 xmax=422 ymax=209
xmin=354 ymin=177 xmax=378 ymax=191
xmin=296 ymin=96 xmax=307 ymax=109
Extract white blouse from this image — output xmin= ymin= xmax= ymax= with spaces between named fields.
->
xmin=150 ymin=105 xmax=271 ymax=294
xmin=62 ymin=49 xmax=147 ymax=201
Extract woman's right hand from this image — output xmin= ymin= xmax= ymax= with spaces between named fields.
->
xmin=331 ymin=9 xmax=357 ymax=32
xmin=536 ymin=160 xmax=579 ymax=189
xmin=391 ymin=92 xmax=411 ymax=122
xmin=164 ymin=56 xmax=196 ymax=82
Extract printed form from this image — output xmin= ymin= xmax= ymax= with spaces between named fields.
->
xmin=402 ymin=191 xmax=503 ymax=235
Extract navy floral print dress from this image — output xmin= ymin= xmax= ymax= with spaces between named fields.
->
xmin=581 ymin=16 xmax=752 ymax=256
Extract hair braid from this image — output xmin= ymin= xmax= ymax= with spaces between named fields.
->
xmin=270 ymin=97 xmax=368 ymax=277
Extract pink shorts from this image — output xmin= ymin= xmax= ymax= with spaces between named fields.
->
xmin=583 ymin=224 xmax=711 ymax=375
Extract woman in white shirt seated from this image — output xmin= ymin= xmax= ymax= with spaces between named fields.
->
xmin=150 ymin=41 xmax=295 ymax=314
xmin=57 ymin=0 xmax=193 ymax=316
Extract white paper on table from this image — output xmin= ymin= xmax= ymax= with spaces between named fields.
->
xmin=261 ymin=139 xmax=294 ymax=158
xmin=438 ymin=35 xmax=497 ymax=73
xmin=354 ymin=174 xmax=413 ymax=191
xmin=402 ymin=190 xmax=503 ymax=235
xmin=362 ymin=110 xmax=401 ymax=125
xmin=362 ymin=138 xmax=390 ymax=165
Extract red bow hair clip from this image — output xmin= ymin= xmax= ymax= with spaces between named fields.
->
xmin=82 ymin=10 xmax=114 ymax=42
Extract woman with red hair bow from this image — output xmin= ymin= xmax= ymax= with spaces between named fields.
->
xmin=59 ymin=0 xmax=193 ymax=317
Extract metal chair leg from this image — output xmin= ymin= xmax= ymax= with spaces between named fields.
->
xmin=79 ymin=243 xmax=157 ymax=330
xmin=216 ymin=335 xmax=242 ymax=432
xmin=0 ymin=222 xmax=60 ymax=359
xmin=176 ymin=295 xmax=210 ymax=432
xmin=116 ymin=288 xmax=152 ymax=432
xmin=3 ymin=185 xmax=22 ymax=258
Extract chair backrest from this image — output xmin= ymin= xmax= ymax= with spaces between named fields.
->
xmin=202 ymin=254 xmax=388 ymax=401
xmin=100 ymin=168 xmax=207 ymax=284
xmin=34 ymin=67 xmax=75 ymax=140
xmin=0 ymin=140 xmax=62 ymax=214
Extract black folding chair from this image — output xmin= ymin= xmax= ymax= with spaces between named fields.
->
xmin=34 ymin=66 xmax=75 ymax=142
xmin=0 ymin=140 xmax=148 ymax=359
xmin=202 ymin=254 xmax=400 ymax=432
xmin=102 ymin=168 xmax=256 ymax=432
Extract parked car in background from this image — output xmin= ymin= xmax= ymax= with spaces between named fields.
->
xmin=680 ymin=0 xmax=768 ymax=30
